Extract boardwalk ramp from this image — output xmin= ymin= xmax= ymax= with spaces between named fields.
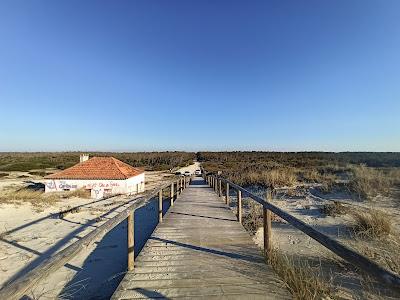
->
xmin=112 ymin=177 xmax=290 ymax=299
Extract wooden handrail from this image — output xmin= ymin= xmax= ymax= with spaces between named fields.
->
xmin=0 ymin=176 xmax=189 ymax=300
xmin=207 ymin=174 xmax=400 ymax=288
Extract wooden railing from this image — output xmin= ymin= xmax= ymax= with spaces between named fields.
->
xmin=204 ymin=173 xmax=400 ymax=289
xmin=0 ymin=176 xmax=192 ymax=300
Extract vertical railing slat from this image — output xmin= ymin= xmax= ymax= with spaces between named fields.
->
xmin=127 ymin=211 xmax=134 ymax=271
xmin=225 ymin=182 xmax=230 ymax=205
xmin=237 ymin=189 xmax=242 ymax=224
xmin=264 ymin=189 xmax=272 ymax=257
xmin=158 ymin=189 xmax=163 ymax=223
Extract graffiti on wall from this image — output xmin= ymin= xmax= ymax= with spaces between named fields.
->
xmin=46 ymin=180 xmax=78 ymax=190
xmin=59 ymin=181 xmax=78 ymax=190
xmin=84 ymin=182 xmax=120 ymax=189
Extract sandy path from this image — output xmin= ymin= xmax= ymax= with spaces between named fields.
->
xmin=176 ymin=160 xmax=200 ymax=174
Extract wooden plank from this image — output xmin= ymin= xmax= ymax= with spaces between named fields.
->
xmin=263 ymin=208 xmax=271 ymax=257
xmin=127 ymin=211 xmax=134 ymax=271
xmin=112 ymin=177 xmax=290 ymax=299
xmin=170 ymin=183 xmax=174 ymax=206
xmin=237 ymin=189 xmax=242 ymax=224
xmin=225 ymin=182 xmax=230 ymax=205
xmin=264 ymin=189 xmax=272 ymax=257
xmin=159 ymin=189 xmax=163 ymax=223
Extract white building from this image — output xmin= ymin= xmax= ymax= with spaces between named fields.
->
xmin=45 ymin=155 xmax=145 ymax=199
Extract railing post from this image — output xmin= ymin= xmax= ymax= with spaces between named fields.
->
xmin=264 ymin=189 xmax=272 ymax=257
xmin=127 ymin=211 xmax=134 ymax=271
xmin=159 ymin=189 xmax=163 ymax=223
xmin=237 ymin=189 xmax=242 ymax=224
xmin=225 ymin=182 xmax=230 ymax=205
xmin=218 ymin=179 xmax=222 ymax=198
xmin=170 ymin=183 xmax=174 ymax=206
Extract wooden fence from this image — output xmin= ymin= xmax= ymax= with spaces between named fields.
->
xmin=0 ymin=176 xmax=192 ymax=300
xmin=205 ymin=173 xmax=400 ymax=289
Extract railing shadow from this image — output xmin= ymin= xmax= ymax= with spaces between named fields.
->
xmin=149 ymin=237 xmax=265 ymax=264
xmin=169 ymin=211 xmax=236 ymax=222
xmin=2 ymin=197 xmax=141 ymax=286
xmin=59 ymin=197 xmax=173 ymax=299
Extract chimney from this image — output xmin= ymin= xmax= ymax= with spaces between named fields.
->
xmin=80 ymin=154 xmax=89 ymax=163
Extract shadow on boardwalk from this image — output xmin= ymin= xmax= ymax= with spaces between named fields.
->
xmin=59 ymin=198 xmax=173 ymax=299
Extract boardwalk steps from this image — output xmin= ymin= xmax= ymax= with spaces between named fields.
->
xmin=112 ymin=178 xmax=290 ymax=299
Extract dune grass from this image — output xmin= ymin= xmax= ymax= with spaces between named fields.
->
xmin=320 ymin=201 xmax=348 ymax=217
xmin=0 ymin=188 xmax=91 ymax=208
xmin=267 ymin=248 xmax=333 ymax=300
xmin=349 ymin=165 xmax=392 ymax=200
xmin=350 ymin=209 xmax=392 ymax=239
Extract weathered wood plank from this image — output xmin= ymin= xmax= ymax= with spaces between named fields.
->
xmin=127 ymin=211 xmax=134 ymax=271
xmin=112 ymin=177 xmax=290 ymax=299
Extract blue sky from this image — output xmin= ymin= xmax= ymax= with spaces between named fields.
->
xmin=0 ymin=1 xmax=399 ymax=152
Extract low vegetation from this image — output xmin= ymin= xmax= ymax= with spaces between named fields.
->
xmin=0 ymin=188 xmax=91 ymax=208
xmin=242 ymin=200 xmax=263 ymax=234
xmin=349 ymin=165 xmax=392 ymax=200
xmin=0 ymin=151 xmax=196 ymax=172
xmin=355 ymin=240 xmax=400 ymax=276
xmin=351 ymin=209 xmax=392 ymax=239
xmin=199 ymin=152 xmax=399 ymax=200
xmin=320 ymin=201 xmax=348 ymax=217
xmin=268 ymin=248 xmax=333 ymax=299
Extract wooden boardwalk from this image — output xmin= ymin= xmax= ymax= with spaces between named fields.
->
xmin=112 ymin=177 xmax=290 ymax=299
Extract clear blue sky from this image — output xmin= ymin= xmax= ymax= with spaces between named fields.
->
xmin=0 ymin=1 xmax=399 ymax=152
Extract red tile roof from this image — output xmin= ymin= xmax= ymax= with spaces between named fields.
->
xmin=45 ymin=157 xmax=144 ymax=180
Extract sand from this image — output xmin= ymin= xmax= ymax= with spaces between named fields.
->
xmin=0 ymin=164 xmax=196 ymax=299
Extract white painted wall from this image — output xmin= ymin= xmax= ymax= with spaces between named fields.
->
xmin=45 ymin=173 xmax=145 ymax=199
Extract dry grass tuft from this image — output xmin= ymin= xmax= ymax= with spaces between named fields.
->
xmin=349 ymin=165 xmax=392 ymax=200
xmin=0 ymin=187 xmax=91 ymax=208
xmin=302 ymin=169 xmax=337 ymax=193
xmin=351 ymin=209 xmax=391 ymax=239
xmin=388 ymin=168 xmax=400 ymax=185
xmin=242 ymin=200 xmax=263 ymax=234
xmin=357 ymin=242 xmax=400 ymax=276
xmin=268 ymin=248 xmax=333 ymax=299
xmin=230 ymin=168 xmax=298 ymax=188
xmin=320 ymin=201 xmax=348 ymax=217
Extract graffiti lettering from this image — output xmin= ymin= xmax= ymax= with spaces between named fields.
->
xmin=59 ymin=181 xmax=78 ymax=190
